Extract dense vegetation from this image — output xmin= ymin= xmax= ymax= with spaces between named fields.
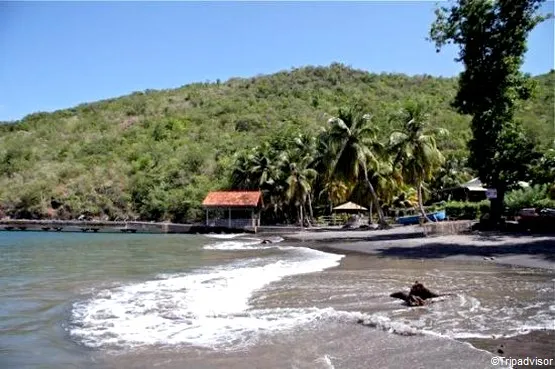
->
xmin=0 ymin=64 xmax=553 ymax=222
xmin=430 ymin=0 xmax=551 ymax=226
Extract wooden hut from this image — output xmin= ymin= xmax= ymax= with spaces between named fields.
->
xmin=439 ymin=178 xmax=487 ymax=202
xmin=202 ymin=190 xmax=263 ymax=232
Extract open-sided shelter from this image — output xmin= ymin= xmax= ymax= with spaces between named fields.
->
xmin=202 ymin=190 xmax=263 ymax=231
xmin=439 ymin=178 xmax=487 ymax=202
xmin=333 ymin=201 xmax=368 ymax=214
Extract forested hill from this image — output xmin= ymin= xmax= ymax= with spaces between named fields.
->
xmin=0 ymin=64 xmax=553 ymax=221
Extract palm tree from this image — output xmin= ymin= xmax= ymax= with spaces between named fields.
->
xmin=368 ymin=160 xmax=403 ymax=222
xmin=231 ymin=146 xmax=280 ymax=190
xmin=392 ymin=185 xmax=419 ymax=208
xmin=250 ymin=147 xmax=279 ymax=189
xmin=430 ymin=152 xmax=472 ymax=199
xmin=230 ymin=150 xmax=258 ymax=189
xmin=389 ymin=101 xmax=446 ymax=222
xmin=325 ymin=105 xmax=389 ymax=228
xmin=319 ymin=180 xmax=352 ymax=213
xmin=231 ymin=146 xmax=287 ymax=221
xmin=284 ymin=154 xmax=318 ymax=227
xmin=291 ymin=133 xmax=319 ymax=220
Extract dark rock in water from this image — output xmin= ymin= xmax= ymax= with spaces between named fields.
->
xmin=497 ymin=348 xmax=504 ymax=354
xmin=409 ymin=295 xmax=426 ymax=306
xmin=261 ymin=239 xmax=272 ymax=244
xmin=390 ymin=281 xmax=442 ymax=306
xmin=409 ymin=281 xmax=439 ymax=299
xmin=390 ymin=291 xmax=410 ymax=301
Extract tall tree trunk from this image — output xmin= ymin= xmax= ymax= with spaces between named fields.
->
xmin=363 ymin=168 xmax=388 ymax=229
xmin=299 ymin=204 xmax=304 ymax=228
xmin=489 ymin=186 xmax=505 ymax=229
xmin=307 ymin=193 xmax=314 ymax=221
xmin=303 ymin=203 xmax=311 ymax=227
xmin=329 ymin=140 xmax=350 ymax=179
xmin=417 ymin=181 xmax=435 ymax=223
xmin=368 ymin=201 xmax=374 ymax=224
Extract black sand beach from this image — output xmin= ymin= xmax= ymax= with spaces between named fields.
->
xmin=285 ymin=226 xmax=555 ymax=270
xmin=466 ymin=331 xmax=555 ymax=369
xmin=283 ymin=226 xmax=555 ymax=366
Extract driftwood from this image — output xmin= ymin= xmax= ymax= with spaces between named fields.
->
xmin=390 ymin=281 xmax=442 ymax=306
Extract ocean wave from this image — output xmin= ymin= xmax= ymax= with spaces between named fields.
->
xmin=204 ymin=233 xmax=248 ymax=239
xmin=69 ymin=248 xmax=344 ymax=349
xmin=68 ymin=241 xmax=555 ymax=351
xmin=203 ymin=239 xmax=265 ymax=250
xmin=381 ymin=292 xmax=555 ymax=340
xmin=203 ymin=236 xmax=285 ymax=251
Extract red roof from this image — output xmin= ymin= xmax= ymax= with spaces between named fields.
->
xmin=202 ymin=191 xmax=262 ymax=208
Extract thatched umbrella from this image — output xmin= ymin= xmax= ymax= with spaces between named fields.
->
xmin=333 ymin=201 xmax=368 ymax=213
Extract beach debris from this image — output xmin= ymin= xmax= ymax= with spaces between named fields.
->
xmin=342 ymin=214 xmax=363 ymax=229
xmin=389 ymin=281 xmax=442 ymax=306
xmin=260 ymin=236 xmax=284 ymax=244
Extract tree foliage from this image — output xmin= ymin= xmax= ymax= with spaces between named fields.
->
xmin=0 ymin=63 xmax=552 ymax=221
xmin=324 ymin=105 xmax=388 ymax=227
xmin=429 ymin=0 xmax=550 ymax=225
xmin=389 ymin=100 xmax=446 ymax=221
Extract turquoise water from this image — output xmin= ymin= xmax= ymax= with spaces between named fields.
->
xmin=0 ymin=232 xmax=342 ymax=368
xmin=0 ymin=232 xmax=244 ymax=368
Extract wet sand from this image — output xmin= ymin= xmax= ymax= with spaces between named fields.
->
xmin=283 ymin=227 xmax=555 ymax=365
xmin=465 ymin=331 xmax=555 ymax=368
xmin=97 ymin=252 xmax=547 ymax=369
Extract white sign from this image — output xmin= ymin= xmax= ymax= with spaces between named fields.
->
xmin=486 ymin=189 xmax=497 ymax=199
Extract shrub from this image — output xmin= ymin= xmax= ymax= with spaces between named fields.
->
xmin=445 ymin=200 xmax=490 ymax=220
xmin=505 ymin=184 xmax=555 ymax=215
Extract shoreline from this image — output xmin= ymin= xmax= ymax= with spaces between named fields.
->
xmin=2 ymin=226 xmax=553 ymax=366
xmin=464 ymin=331 xmax=555 ymax=369
xmin=281 ymin=226 xmax=555 ymax=365
xmin=281 ymin=226 xmax=555 ymax=270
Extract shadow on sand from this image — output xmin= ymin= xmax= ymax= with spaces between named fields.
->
xmin=375 ymin=234 xmax=555 ymax=262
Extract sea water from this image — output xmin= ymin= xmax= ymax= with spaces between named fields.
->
xmin=1 ymin=231 xmax=553 ymax=369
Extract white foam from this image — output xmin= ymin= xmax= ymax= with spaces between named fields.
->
xmin=203 ymin=236 xmax=285 ymax=251
xmin=383 ymin=291 xmax=555 ymax=340
xmin=203 ymin=239 xmax=265 ymax=250
xmin=204 ymin=233 xmax=247 ymax=239
xmin=314 ymin=354 xmax=336 ymax=369
xmin=69 ymin=248 xmax=344 ymax=349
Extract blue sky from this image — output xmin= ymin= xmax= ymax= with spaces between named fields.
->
xmin=0 ymin=1 xmax=553 ymax=122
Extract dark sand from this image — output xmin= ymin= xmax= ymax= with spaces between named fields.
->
xmin=466 ymin=331 xmax=555 ymax=368
xmin=283 ymin=227 xmax=555 ymax=365
xmin=285 ymin=226 xmax=555 ymax=270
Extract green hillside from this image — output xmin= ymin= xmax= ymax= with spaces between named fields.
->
xmin=0 ymin=63 xmax=553 ymax=221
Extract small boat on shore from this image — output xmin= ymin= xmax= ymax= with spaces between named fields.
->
xmin=396 ymin=210 xmax=446 ymax=225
